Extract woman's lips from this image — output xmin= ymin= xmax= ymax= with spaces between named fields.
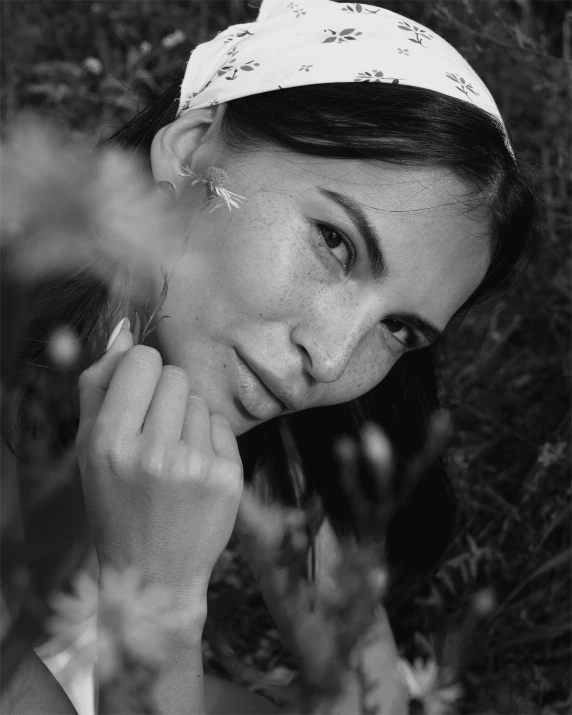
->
xmin=233 ymin=350 xmax=284 ymax=421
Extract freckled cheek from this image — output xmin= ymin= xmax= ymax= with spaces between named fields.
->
xmin=220 ymin=218 xmax=312 ymax=317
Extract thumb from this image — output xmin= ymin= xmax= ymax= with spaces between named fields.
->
xmin=76 ymin=317 xmax=133 ymax=472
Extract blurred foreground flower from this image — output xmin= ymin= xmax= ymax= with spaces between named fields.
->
xmin=43 ymin=564 xmax=189 ymax=687
xmin=0 ymin=114 xmax=181 ymax=289
xmin=0 ymin=113 xmax=247 ymax=350
xmin=46 ymin=325 xmax=82 ymax=369
xmin=231 ymin=415 xmax=455 ymax=713
xmin=39 ymin=571 xmax=98 ymax=680
xmin=237 ymin=483 xmax=391 ymax=712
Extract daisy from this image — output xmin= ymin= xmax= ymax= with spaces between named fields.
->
xmin=397 ymin=657 xmax=463 ymax=715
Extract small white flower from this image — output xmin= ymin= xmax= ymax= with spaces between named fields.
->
xmin=179 ymin=165 xmax=246 ymax=213
xmin=397 ymin=657 xmax=462 ymax=715
xmin=83 ymin=57 xmax=103 ymax=75
xmin=161 ymin=30 xmax=186 ymax=49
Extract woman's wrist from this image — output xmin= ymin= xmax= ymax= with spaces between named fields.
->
xmin=167 ymin=599 xmax=208 ymax=647
xmin=95 ymin=562 xmax=209 ymax=660
xmin=165 ymin=579 xmax=209 ymax=635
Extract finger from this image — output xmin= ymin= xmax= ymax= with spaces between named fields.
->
xmin=210 ymin=414 xmax=241 ymax=465
xmin=181 ymin=394 xmax=213 ymax=455
xmin=141 ymin=366 xmax=190 ymax=447
xmin=77 ymin=320 xmax=133 ymax=457
xmin=95 ymin=345 xmax=163 ymax=438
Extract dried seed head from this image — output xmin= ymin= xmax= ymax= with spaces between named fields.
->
xmin=205 ymin=166 xmax=229 ymax=187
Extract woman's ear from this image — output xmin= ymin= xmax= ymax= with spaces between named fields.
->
xmin=150 ymin=104 xmax=225 ymax=202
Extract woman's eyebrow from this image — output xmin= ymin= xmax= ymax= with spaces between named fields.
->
xmin=318 ymin=188 xmax=443 ymax=345
xmin=318 ymin=188 xmax=388 ymax=280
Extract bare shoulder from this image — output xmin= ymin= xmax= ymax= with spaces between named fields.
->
xmin=0 ymin=646 xmax=77 ymax=714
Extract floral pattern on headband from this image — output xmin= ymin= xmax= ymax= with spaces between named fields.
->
xmin=342 ymin=3 xmax=380 ymax=14
xmin=287 ymin=2 xmax=307 ymax=18
xmin=222 ymin=28 xmax=254 ymax=43
xmin=397 ymin=21 xmax=434 ymax=47
xmin=176 ymin=0 xmax=511 ymax=156
xmin=323 ymin=28 xmax=363 ymax=43
xmin=354 ymin=69 xmax=401 ymax=84
xmin=445 ymin=72 xmax=480 ymax=99
xmin=216 ymin=58 xmax=261 ymax=82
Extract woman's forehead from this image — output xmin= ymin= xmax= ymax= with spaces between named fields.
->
xmin=240 ymin=150 xmax=483 ymax=216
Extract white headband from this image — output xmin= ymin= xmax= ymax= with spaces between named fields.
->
xmin=177 ymin=0 xmax=512 ymax=152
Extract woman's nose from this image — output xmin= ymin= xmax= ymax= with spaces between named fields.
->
xmin=290 ymin=304 xmax=374 ymax=384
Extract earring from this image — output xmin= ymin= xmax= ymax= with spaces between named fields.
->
xmin=156 ymin=180 xmax=177 ymax=204
xmin=178 ymin=165 xmax=246 ymax=213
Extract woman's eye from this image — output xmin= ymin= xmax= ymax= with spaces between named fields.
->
xmin=317 ymin=224 xmax=354 ymax=272
xmin=382 ymin=319 xmax=415 ymax=348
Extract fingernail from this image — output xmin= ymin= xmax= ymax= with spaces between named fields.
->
xmin=106 ymin=317 xmax=130 ymax=351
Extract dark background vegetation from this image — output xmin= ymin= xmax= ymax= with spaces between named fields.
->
xmin=1 ymin=1 xmax=570 ymax=713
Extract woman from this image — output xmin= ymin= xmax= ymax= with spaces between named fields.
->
xmin=1 ymin=0 xmax=539 ymax=713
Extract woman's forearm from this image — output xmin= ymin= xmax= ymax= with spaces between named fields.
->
xmin=153 ymin=628 xmax=206 ymax=715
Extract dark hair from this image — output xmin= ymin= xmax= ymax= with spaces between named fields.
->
xmin=3 ymin=78 xmax=539 ymax=638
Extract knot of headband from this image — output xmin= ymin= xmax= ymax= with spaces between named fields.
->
xmin=178 ymin=0 xmax=512 ymax=153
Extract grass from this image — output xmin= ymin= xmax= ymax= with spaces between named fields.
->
xmin=1 ymin=1 xmax=570 ymax=713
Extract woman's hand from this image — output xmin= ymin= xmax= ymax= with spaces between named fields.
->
xmin=75 ymin=319 xmax=243 ymax=616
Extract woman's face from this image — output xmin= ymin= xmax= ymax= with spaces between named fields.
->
xmin=147 ymin=130 xmax=490 ymax=436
